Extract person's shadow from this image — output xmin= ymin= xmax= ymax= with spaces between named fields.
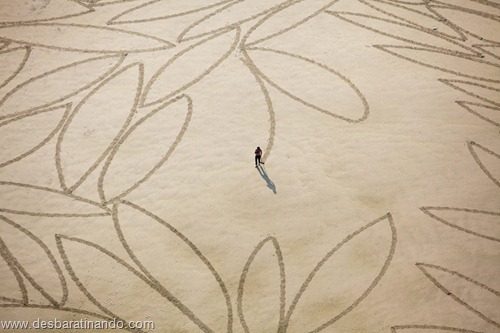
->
xmin=257 ymin=165 xmax=277 ymax=194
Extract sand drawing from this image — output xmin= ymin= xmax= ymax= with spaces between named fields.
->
xmin=0 ymin=215 xmax=67 ymax=307
xmin=0 ymin=104 xmax=70 ymax=168
xmin=438 ymin=79 xmax=500 ymax=107
xmin=0 ymin=46 xmax=31 ymax=91
xmin=0 ymin=0 xmax=498 ymax=331
xmin=242 ymin=46 xmax=370 ymax=123
xmin=0 ymin=0 xmax=94 ymax=25
xmin=140 ymin=28 xmax=240 ymax=108
xmin=0 ymin=181 xmax=110 ymax=217
xmin=241 ymin=0 xmax=341 ymax=47
xmin=473 ymin=44 xmax=500 ymax=61
xmin=356 ymin=0 xmax=467 ymax=41
xmin=98 ymin=94 xmax=193 ymax=204
xmin=239 ymin=56 xmax=275 ymax=163
xmin=238 ymin=214 xmax=396 ymax=333
xmin=55 ymin=63 xmax=144 ymax=192
xmin=455 ymin=101 xmax=500 ymax=128
xmin=420 ymin=207 xmax=500 ymax=243
xmin=0 ymin=23 xmax=174 ymax=54
xmin=107 ymin=0 xmax=234 ymax=25
xmin=177 ymin=0 xmax=297 ymax=42
xmin=0 ymin=54 xmax=126 ymax=120
xmin=416 ymin=263 xmax=500 ymax=329
xmin=467 ymin=141 xmax=500 ymax=188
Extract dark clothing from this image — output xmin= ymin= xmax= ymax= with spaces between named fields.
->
xmin=255 ymin=147 xmax=262 ymax=166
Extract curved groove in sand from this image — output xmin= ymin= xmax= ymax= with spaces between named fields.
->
xmin=0 ymin=104 xmax=70 ymax=169
xmin=237 ymin=236 xmax=285 ymax=333
xmin=0 ymin=215 xmax=68 ymax=307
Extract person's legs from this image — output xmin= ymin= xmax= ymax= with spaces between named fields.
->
xmin=255 ymin=155 xmax=258 ymax=166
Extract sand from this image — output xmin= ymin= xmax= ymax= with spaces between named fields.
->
xmin=0 ymin=0 xmax=499 ymax=332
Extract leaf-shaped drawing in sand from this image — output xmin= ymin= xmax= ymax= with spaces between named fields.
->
xmin=0 ymin=46 xmax=31 ymax=90
xmin=0 ymin=54 xmax=125 ymax=120
xmin=429 ymin=3 xmax=500 ymax=44
xmin=112 ymin=200 xmax=232 ymax=332
xmin=56 ymin=234 xmax=207 ymax=332
xmin=357 ymin=0 xmax=465 ymax=40
xmin=99 ymin=95 xmax=193 ymax=203
xmin=243 ymin=0 xmax=340 ymax=47
xmin=141 ymin=28 xmax=239 ymax=108
xmin=0 ymin=215 xmax=67 ymax=307
xmin=467 ymin=141 xmax=500 ymax=188
xmin=238 ymin=214 xmax=396 ymax=332
xmin=455 ymin=101 xmax=500 ymax=128
xmin=326 ymin=12 xmax=477 ymax=55
xmin=0 ymin=105 xmax=70 ymax=168
xmin=439 ymin=79 xmax=500 ymax=107
xmin=417 ymin=263 xmax=500 ymax=329
xmin=0 ymin=0 xmax=93 ymax=24
xmin=421 ymin=207 xmax=500 ymax=243
xmin=0 ymin=182 xmax=109 ymax=217
xmin=0 ymin=239 xmax=27 ymax=305
xmin=374 ymin=45 xmax=500 ymax=83
xmin=56 ymin=63 xmax=144 ymax=192
xmin=0 ymin=23 xmax=173 ymax=54
xmin=108 ymin=0 xmax=233 ymax=25
xmin=243 ymin=47 xmax=369 ymax=122
xmin=178 ymin=0 xmax=294 ymax=41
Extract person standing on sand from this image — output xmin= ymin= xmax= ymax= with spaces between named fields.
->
xmin=255 ymin=146 xmax=264 ymax=167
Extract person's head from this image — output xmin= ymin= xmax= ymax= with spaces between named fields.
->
xmin=257 ymin=146 xmax=260 ymax=149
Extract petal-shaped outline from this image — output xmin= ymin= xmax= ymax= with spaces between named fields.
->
xmin=107 ymin=0 xmax=234 ymax=25
xmin=0 ymin=23 xmax=174 ymax=54
xmin=55 ymin=63 xmax=144 ymax=192
xmin=140 ymin=27 xmax=240 ymax=108
xmin=0 ymin=215 xmax=67 ymax=306
xmin=55 ymin=234 xmax=202 ymax=333
xmin=0 ymin=54 xmax=126 ymax=122
xmin=325 ymin=11 xmax=479 ymax=56
xmin=0 ymin=104 xmax=71 ymax=168
xmin=242 ymin=46 xmax=370 ymax=123
xmin=391 ymin=325 xmax=482 ymax=332
xmin=239 ymin=56 xmax=275 ymax=162
xmin=237 ymin=236 xmax=285 ymax=333
xmin=373 ymin=45 xmax=500 ymax=83
xmin=0 ymin=46 xmax=31 ymax=90
xmin=0 ymin=238 xmax=28 ymax=305
xmin=420 ymin=207 xmax=500 ymax=243
xmin=283 ymin=213 xmax=397 ymax=333
xmin=177 ymin=0 xmax=293 ymax=42
xmin=428 ymin=3 xmax=500 ymax=45
xmin=0 ymin=0 xmax=94 ymax=26
xmin=112 ymin=200 xmax=233 ymax=332
xmin=467 ymin=141 xmax=500 ymax=188
xmin=241 ymin=0 xmax=340 ymax=48
xmin=98 ymin=94 xmax=193 ymax=204
xmin=456 ymin=101 xmax=500 ymax=128
xmin=416 ymin=263 xmax=500 ymax=329
xmin=0 ymin=181 xmax=110 ymax=217
xmin=358 ymin=0 xmax=466 ymax=41
xmin=439 ymin=79 xmax=500 ymax=108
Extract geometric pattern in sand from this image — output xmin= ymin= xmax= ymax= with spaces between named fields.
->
xmin=0 ymin=0 xmax=499 ymax=332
